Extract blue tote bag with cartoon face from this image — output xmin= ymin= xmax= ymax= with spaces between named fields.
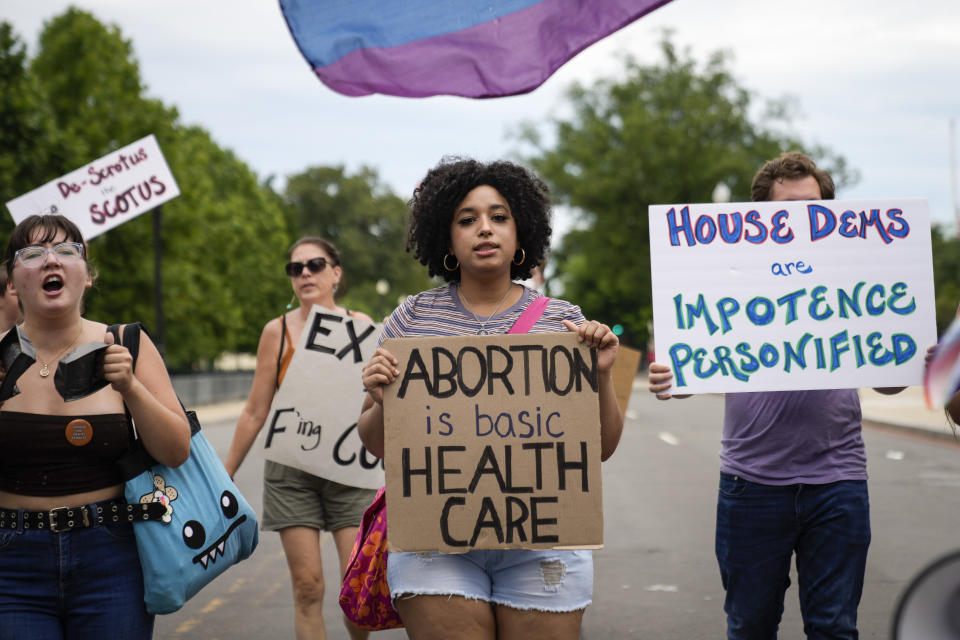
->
xmin=114 ymin=324 xmax=259 ymax=614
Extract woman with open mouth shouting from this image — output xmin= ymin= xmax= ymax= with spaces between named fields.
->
xmin=0 ymin=214 xmax=189 ymax=639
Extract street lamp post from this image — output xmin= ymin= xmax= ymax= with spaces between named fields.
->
xmin=375 ymin=279 xmax=390 ymax=320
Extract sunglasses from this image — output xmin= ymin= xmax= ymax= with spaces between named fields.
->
xmin=285 ymin=257 xmax=330 ymax=277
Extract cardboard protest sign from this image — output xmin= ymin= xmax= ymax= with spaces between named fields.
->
xmin=382 ymin=332 xmax=603 ymax=553
xmin=6 ymin=134 xmax=180 ymax=240
xmin=649 ymin=198 xmax=937 ymax=394
xmin=254 ymin=306 xmax=384 ymax=489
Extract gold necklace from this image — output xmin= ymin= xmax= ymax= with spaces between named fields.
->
xmin=459 ymin=284 xmax=514 ymax=336
xmin=36 ymin=324 xmax=84 ymax=378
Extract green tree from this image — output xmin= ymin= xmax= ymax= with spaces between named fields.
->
xmin=518 ymin=37 xmax=854 ymax=348
xmin=284 ymin=165 xmax=434 ymax=320
xmin=931 ymin=224 xmax=960 ymax=333
xmin=30 ymin=8 xmax=173 ymax=163
xmin=0 ymin=22 xmax=77 ymax=237
xmin=12 ymin=9 xmax=291 ymax=369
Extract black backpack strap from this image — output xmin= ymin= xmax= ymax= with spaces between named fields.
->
xmin=108 ymin=322 xmax=154 ymax=479
xmin=106 ymin=323 xmax=122 ymax=347
xmin=106 ymin=322 xmax=142 ymax=363
xmin=107 ymin=322 xmax=143 ymax=362
xmin=122 ymin=322 xmax=143 ymax=368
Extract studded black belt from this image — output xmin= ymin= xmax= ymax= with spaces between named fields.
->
xmin=0 ymin=497 xmax=168 ymax=533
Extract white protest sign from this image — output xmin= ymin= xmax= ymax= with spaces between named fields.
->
xmin=5 ymin=134 xmax=180 ymax=240
xmin=254 ymin=306 xmax=384 ymax=489
xmin=649 ymin=198 xmax=937 ymax=394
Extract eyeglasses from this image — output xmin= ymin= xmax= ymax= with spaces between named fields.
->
xmin=285 ymin=257 xmax=330 ymax=277
xmin=14 ymin=242 xmax=85 ymax=269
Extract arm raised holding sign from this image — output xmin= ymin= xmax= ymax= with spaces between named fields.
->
xmin=647 ymin=151 xmax=926 ymax=639
xmin=357 ymin=158 xmax=624 ymax=640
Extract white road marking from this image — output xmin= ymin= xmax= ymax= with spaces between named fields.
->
xmin=645 ymin=584 xmax=679 ymax=592
xmin=658 ymin=432 xmax=679 ymax=446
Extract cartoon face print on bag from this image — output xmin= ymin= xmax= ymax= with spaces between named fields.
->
xmin=140 ymin=473 xmax=179 ymax=523
xmin=182 ymin=489 xmax=247 ymax=569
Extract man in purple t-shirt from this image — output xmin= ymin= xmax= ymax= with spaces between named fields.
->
xmin=649 ymin=152 xmax=905 ymax=639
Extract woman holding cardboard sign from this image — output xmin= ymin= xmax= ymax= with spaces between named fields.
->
xmin=358 ymin=159 xmax=624 ymax=640
xmin=225 ymin=236 xmax=375 ymax=640
xmin=0 ymin=214 xmax=190 ymax=638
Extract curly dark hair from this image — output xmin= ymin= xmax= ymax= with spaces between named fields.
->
xmin=407 ymin=158 xmax=552 ymax=282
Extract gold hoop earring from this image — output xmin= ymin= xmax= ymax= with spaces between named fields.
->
xmin=444 ymin=254 xmax=459 ymax=271
xmin=512 ymin=248 xmax=526 ymax=266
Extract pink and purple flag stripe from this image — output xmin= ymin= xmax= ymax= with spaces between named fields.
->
xmin=279 ymin=0 xmax=674 ymax=98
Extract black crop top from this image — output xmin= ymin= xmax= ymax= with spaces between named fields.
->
xmin=0 ymin=411 xmax=133 ymax=496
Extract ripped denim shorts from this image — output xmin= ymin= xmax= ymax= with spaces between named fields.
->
xmin=387 ymin=549 xmax=593 ymax=612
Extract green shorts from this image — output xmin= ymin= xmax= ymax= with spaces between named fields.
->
xmin=261 ymin=460 xmax=378 ymax=532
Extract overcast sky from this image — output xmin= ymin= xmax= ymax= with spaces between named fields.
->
xmin=6 ymin=0 xmax=960 ymax=232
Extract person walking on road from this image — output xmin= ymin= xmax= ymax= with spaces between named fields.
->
xmin=0 ymin=214 xmax=190 ymax=639
xmin=649 ymin=151 xmax=907 ymax=639
xmin=358 ymin=158 xmax=624 ymax=640
xmin=225 ymin=237 xmax=375 ymax=640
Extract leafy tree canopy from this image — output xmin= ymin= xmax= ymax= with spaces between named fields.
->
xmin=284 ymin=165 xmax=434 ymax=321
xmin=1 ymin=10 xmax=290 ymax=369
xmin=518 ymin=35 xmax=856 ymax=349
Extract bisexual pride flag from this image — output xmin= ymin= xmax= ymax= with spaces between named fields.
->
xmin=925 ymin=315 xmax=960 ymax=409
xmin=279 ymin=0 xmax=673 ymax=98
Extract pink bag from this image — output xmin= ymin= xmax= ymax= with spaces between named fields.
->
xmin=339 ymin=486 xmax=401 ymax=630
xmin=339 ymin=296 xmax=551 ymax=630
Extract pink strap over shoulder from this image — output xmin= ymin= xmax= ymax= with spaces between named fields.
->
xmin=509 ymin=296 xmax=550 ymax=334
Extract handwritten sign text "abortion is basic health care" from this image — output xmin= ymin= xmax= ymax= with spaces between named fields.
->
xmin=383 ymin=333 xmax=603 ymax=553
xmin=254 ymin=306 xmax=384 ymax=490
xmin=649 ymin=199 xmax=937 ymax=394
xmin=6 ymin=135 xmax=180 ymax=241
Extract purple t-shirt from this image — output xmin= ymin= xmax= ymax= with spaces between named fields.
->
xmin=721 ymin=389 xmax=866 ymax=485
xmin=380 ymin=283 xmax=584 ymax=340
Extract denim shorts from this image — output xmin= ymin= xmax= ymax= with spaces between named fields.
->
xmin=0 ymin=514 xmax=152 ymax=639
xmin=387 ymin=549 xmax=593 ymax=612
xmin=261 ymin=460 xmax=377 ymax=532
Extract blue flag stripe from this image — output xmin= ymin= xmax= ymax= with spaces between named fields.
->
xmin=279 ymin=0 xmax=542 ymax=66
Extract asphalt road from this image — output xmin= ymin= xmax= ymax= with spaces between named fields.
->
xmin=155 ymin=385 xmax=960 ymax=639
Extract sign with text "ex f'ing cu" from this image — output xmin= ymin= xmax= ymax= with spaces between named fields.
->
xmin=649 ymin=198 xmax=937 ymax=394
xmin=5 ymin=134 xmax=180 ymax=241
xmin=382 ymin=332 xmax=603 ymax=554
xmin=254 ymin=306 xmax=384 ymax=490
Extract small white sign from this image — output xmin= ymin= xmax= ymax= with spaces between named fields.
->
xmin=649 ymin=198 xmax=937 ymax=394
xmin=254 ymin=306 xmax=384 ymax=489
xmin=5 ymin=134 xmax=180 ymax=240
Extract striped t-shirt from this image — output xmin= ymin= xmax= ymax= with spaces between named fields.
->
xmin=380 ymin=283 xmax=585 ymax=341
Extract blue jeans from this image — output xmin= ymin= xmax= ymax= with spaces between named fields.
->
xmin=0 ymin=514 xmax=153 ymax=639
xmin=715 ymin=473 xmax=870 ymax=640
